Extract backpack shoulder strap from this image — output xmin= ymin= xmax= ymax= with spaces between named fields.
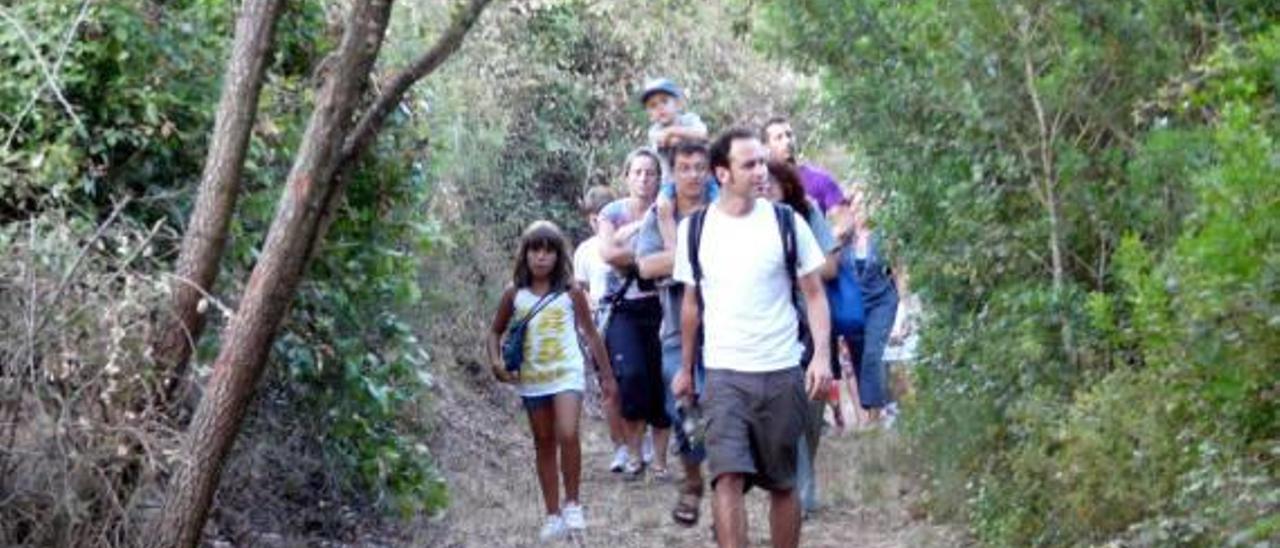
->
xmin=687 ymin=208 xmax=709 ymax=358
xmin=772 ymin=203 xmax=799 ymax=286
xmin=688 ymin=208 xmax=709 ymax=286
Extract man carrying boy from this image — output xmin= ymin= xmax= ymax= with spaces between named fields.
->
xmin=640 ymin=77 xmax=717 ymax=249
xmin=763 ymin=116 xmax=844 ymax=213
xmin=641 ymin=78 xmax=708 ymax=170
xmin=672 ymin=128 xmax=833 ymax=548
xmin=635 ymin=141 xmax=714 ymax=527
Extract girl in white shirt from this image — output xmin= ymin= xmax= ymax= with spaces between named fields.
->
xmin=487 ymin=220 xmax=616 ymax=541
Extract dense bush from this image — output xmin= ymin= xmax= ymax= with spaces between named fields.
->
xmin=0 ymin=0 xmax=449 ymax=540
xmin=754 ymin=1 xmax=1278 ymax=545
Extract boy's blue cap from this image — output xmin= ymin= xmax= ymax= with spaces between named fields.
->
xmin=640 ymin=78 xmax=682 ymax=105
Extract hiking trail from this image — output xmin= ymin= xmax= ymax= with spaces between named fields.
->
xmin=421 ymin=374 xmax=968 ymax=547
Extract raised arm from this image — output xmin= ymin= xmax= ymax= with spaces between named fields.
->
xmin=638 ymin=248 xmax=675 ymax=280
xmin=597 ymin=214 xmax=639 ymax=269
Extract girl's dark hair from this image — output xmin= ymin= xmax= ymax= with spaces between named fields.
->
xmin=512 ymin=220 xmax=574 ymax=291
xmin=767 ymin=160 xmax=812 ymax=220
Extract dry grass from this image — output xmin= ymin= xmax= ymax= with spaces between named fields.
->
xmin=422 ymin=364 xmax=968 ymax=548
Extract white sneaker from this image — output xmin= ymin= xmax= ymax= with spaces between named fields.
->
xmin=562 ymin=502 xmax=586 ymax=530
xmin=539 ymin=514 xmax=567 ymax=541
xmin=884 ymin=402 xmax=899 ymax=429
xmin=641 ymin=432 xmax=654 ymax=464
xmin=609 ymin=445 xmax=628 ymax=473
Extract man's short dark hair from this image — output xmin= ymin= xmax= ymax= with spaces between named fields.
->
xmin=671 ymin=140 xmax=710 ymax=163
xmin=710 ymin=127 xmax=759 ymax=171
xmin=761 ymin=116 xmax=790 ymax=140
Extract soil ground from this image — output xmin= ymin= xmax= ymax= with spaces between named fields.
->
xmin=419 ymin=372 xmax=968 ymax=548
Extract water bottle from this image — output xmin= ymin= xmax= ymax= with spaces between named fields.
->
xmin=679 ymin=400 xmax=706 ymax=450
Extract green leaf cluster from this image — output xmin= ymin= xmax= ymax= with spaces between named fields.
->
xmin=756 ymin=1 xmax=1278 ymax=544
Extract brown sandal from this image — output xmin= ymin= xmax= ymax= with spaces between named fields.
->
xmin=671 ymin=486 xmax=702 ymax=526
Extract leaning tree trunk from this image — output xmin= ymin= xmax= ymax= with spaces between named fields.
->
xmin=150 ymin=0 xmax=286 ymax=407
xmin=109 ymin=0 xmax=282 ymax=528
xmin=145 ymin=0 xmax=494 ymax=545
xmin=144 ymin=1 xmax=395 ymax=545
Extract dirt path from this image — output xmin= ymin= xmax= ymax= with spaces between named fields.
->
xmin=422 ymin=376 xmax=966 ymax=548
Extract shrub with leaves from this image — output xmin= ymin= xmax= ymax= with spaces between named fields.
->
xmin=753 ymin=1 xmax=1278 ymax=545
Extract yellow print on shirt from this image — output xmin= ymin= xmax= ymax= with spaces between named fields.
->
xmin=521 ymin=366 xmax=570 ymax=385
xmin=530 ymin=306 xmax=569 ymax=367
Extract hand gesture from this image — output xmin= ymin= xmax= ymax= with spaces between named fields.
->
xmin=599 ymin=375 xmax=619 ymax=403
xmin=657 ymin=197 xmax=675 ymax=220
xmin=492 ymin=362 xmax=518 ymax=384
xmin=658 ymin=128 xmax=676 ymax=147
xmin=804 ymin=361 xmax=832 ymax=400
xmin=616 ymin=220 xmax=643 ymax=241
xmin=671 ymin=367 xmax=693 ymax=400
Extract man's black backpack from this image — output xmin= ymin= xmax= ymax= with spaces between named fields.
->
xmin=686 ymin=202 xmax=815 ymax=368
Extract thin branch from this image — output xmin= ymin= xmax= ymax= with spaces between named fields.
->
xmin=160 ymin=273 xmax=236 ymax=320
xmin=16 ymin=197 xmax=131 ymax=375
xmin=340 ymin=0 xmax=495 ymax=164
xmin=0 ymin=0 xmax=91 ymax=148
xmin=26 ymin=219 xmax=37 ymax=376
xmin=47 ymin=198 xmax=130 ymax=313
xmin=304 ymin=0 xmax=495 ymax=265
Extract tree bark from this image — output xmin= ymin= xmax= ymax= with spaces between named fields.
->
xmin=307 ymin=0 xmax=494 ymax=264
xmin=144 ymin=1 xmax=395 ymax=545
xmin=151 ymin=0 xmax=286 ymax=407
xmin=146 ymin=0 xmax=495 ymax=544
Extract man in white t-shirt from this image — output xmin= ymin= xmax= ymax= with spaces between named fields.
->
xmin=671 ymin=128 xmax=833 ymax=548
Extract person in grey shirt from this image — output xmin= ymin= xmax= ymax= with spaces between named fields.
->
xmin=636 ymin=140 xmax=714 ymax=527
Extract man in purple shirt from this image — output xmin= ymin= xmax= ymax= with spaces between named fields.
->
xmin=762 ymin=117 xmax=844 ymax=213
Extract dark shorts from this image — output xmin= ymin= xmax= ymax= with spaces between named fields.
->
xmin=703 ymin=367 xmax=808 ymax=492
xmin=605 ymin=297 xmax=671 ymax=428
xmin=521 ymin=390 xmax=582 ymax=412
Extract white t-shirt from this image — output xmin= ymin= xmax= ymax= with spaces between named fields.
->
xmin=573 ymin=236 xmax=610 ymax=308
xmin=511 ymin=289 xmax=586 ymax=397
xmin=673 ymin=199 xmax=825 ymax=373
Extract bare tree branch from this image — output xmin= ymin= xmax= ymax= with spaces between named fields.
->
xmin=305 ymin=0 xmax=495 ymax=264
xmin=0 ymin=1 xmax=90 ymax=146
xmin=341 ymin=0 xmax=496 ymax=165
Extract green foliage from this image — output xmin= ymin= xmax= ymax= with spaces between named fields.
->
xmin=0 ymin=0 xmax=228 ymax=218
xmin=279 ymin=121 xmax=452 ymax=517
xmin=2 ymin=0 xmax=452 ymax=525
xmin=756 ymin=1 xmax=1279 ymax=545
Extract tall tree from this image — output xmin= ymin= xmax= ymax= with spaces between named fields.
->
xmin=150 ymin=0 xmax=286 ymax=409
xmin=145 ymin=0 xmax=495 ymax=545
